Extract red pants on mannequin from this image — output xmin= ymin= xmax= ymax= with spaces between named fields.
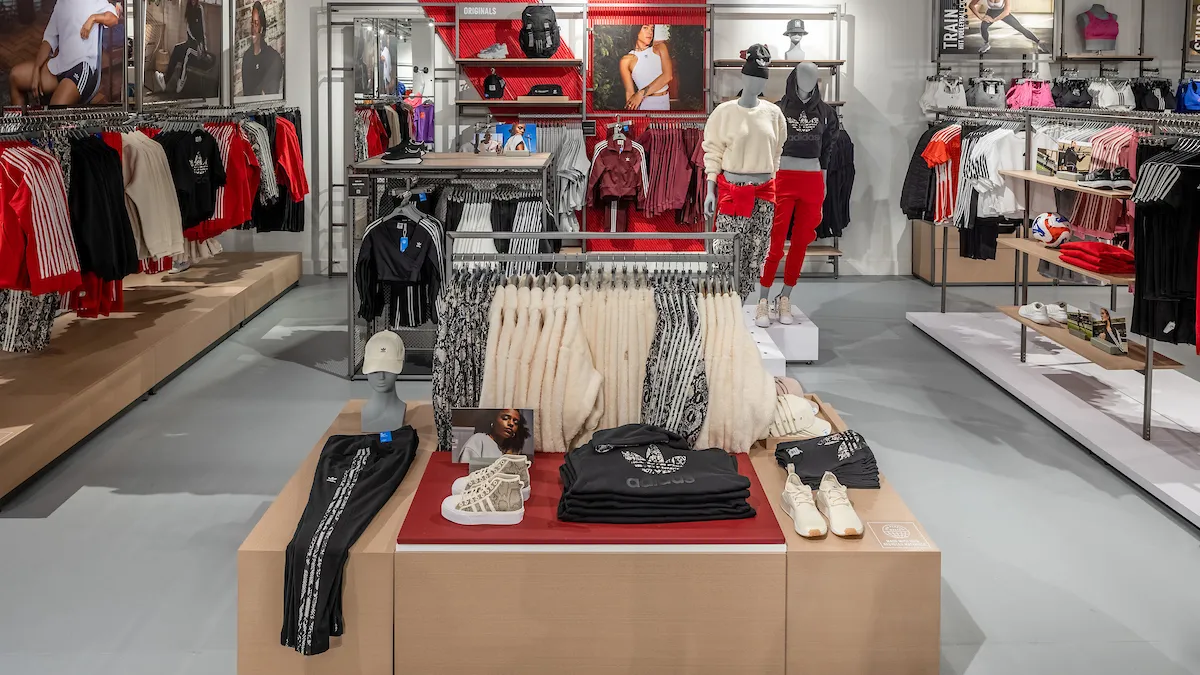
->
xmin=760 ymin=170 xmax=825 ymax=287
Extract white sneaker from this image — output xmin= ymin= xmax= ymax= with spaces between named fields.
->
xmin=816 ymin=471 xmax=862 ymax=538
xmin=154 ymin=71 xmax=166 ymax=92
xmin=478 ymin=43 xmax=508 ymax=59
xmin=452 ymin=454 xmax=531 ymax=501
xmin=781 ymin=467 xmax=827 ymax=538
xmin=441 ymin=473 xmax=525 ymax=525
xmin=1045 ymin=302 xmax=1068 ymax=324
xmin=1018 ymin=302 xmax=1052 ymax=326
xmin=755 ymin=298 xmax=771 ymax=328
xmin=777 ymin=296 xmax=796 ymax=325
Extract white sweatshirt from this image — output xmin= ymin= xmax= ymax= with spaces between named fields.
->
xmin=702 ymin=100 xmax=788 ymax=179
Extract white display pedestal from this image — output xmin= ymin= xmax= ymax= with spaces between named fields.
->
xmin=743 ymin=312 xmax=786 ymax=377
xmin=908 ymin=311 xmax=1200 ymax=529
xmin=743 ymin=305 xmax=820 ymax=364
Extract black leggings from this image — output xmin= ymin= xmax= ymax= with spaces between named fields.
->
xmin=166 ymin=38 xmax=202 ymax=88
xmin=981 ymin=7 xmax=1039 ymax=43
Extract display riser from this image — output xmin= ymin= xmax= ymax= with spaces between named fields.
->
xmin=743 ymin=304 xmax=820 ymax=364
xmin=908 ymin=311 xmax=1200 ymax=529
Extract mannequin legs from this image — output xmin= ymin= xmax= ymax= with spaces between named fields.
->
xmin=760 ymin=170 xmax=825 ymax=297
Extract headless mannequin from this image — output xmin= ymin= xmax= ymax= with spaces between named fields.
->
xmin=785 ymin=35 xmax=805 ymax=61
xmin=1077 ymin=4 xmax=1117 ymax=52
xmin=762 ymin=63 xmax=823 ymax=303
xmin=703 ymin=73 xmax=771 ymax=217
xmin=362 ymin=371 xmax=408 ymax=433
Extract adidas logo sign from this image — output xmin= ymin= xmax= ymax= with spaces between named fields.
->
xmin=190 ymin=154 xmax=209 ymax=176
xmin=622 ymin=445 xmax=686 ymax=475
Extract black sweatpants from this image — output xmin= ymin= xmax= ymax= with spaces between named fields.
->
xmin=281 ymin=427 xmax=418 ymax=656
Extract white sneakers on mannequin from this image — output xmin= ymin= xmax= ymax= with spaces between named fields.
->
xmin=755 ymin=298 xmax=771 ymax=328
xmin=777 ymin=296 xmax=796 ymax=325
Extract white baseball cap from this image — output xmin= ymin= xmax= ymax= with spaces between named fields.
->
xmin=363 ymin=330 xmax=406 ymax=375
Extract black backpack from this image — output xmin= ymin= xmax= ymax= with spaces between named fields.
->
xmin=519 ymin=6 xmax=560 ymax=58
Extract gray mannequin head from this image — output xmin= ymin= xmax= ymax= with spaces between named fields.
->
xmin=368 ymin=370 xmax=399 ymax=393
xmin=361 ymin=330 xmax=408 ymax=433
xmin=792 ymin=62 xmax=819 ymax=97
xmin=741 ymin=73 xmax=768 ymax=99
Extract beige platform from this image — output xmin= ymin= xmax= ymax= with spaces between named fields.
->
xmin=0 ymin=252 xmax=300 ymax=500
xmin=238 ymin=401 xmax=435 ymax=675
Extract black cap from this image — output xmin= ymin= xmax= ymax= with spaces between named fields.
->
xmin=742 ymin=44 xmax=771 ymax=79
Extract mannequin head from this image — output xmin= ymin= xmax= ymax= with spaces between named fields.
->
xmin=792 ymin=62 xmax=819 ymax=97
xmin=789 ymin=34 xmax=803 ymax=48
xmin=741 ymin=74 xmax=768 ymax=99
xmin=368 ymin=370 xmax=399 ymax=394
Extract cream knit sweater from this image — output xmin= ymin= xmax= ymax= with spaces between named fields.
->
xmin=702 ymin=100 xmax=788 ymax=179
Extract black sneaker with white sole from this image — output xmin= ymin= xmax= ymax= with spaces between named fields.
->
xmin=1078 ymin=169 xmax=1114 ymax=189
xmin=381 ymin=145 xmax=424 ymax=165
xmin=1110 ymin=166 xmax=1134 ymax=190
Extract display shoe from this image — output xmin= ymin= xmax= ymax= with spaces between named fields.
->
xmin=441 ymin=473 xmax=525 ymax=525
xmin=153 ymin=71 xmax=167 ymax=92
xmin=1018 ymin=302 xmax=1052 ymax=326
xmin=451 ymin=454 xmax=532 ymax=500
xmin=1111 ymin=166 xmax=1135 ymax=190
xmin=816 ymin=471 xmax=862 ymax=538
xmin=755 ymin=298 xmax=771 ymax=328
xmin=478 ymin=43 xmax=509 ymax=59
xmin=777 ymin=296 xmax=796 ymax=325
xmin=781 ymin=466 xmax=827 ymax=538
xmin=1045 ymin=302 xmax=1069 ymax=324
xmin=381 ymin=145 xmax=424 ymax=165
xmin=1078 ymin=169 xmax=1114 ymax=189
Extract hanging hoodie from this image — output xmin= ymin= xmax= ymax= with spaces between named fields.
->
xmin=777 ymin=68 xmax=840 ymax=169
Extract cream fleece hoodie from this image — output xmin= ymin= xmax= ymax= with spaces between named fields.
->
xmin=478 ymin=285 xmax=506 ymax=407
xmin=493 ymin=285 xmax=519 ymax=406
xmin=513 ymin=286 xmax=543 ymax=407
xmin=554 ymin=285 xmax=603 ymax=452
xmin=693 ymin=293 xmax=714 ymax=449
xmin=528 ymin=286 xmax=557 ymax=450
xmin=702 ymin=99 xmax=788 ymax=179
xmin=537 ymin=285 xmax=569 ymax=451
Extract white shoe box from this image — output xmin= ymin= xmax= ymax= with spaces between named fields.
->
xmin=743 ymin=304 xmax=819 ymax=364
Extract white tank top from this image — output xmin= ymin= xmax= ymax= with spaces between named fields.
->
xmin=986 ymin=0 xmax=1004 ymax=9
xmin=628 ymin=46 xmax=668 ymax=95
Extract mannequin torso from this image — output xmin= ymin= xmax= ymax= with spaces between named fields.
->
xmin=779 ymin=63 xmax=823 ymax=173
xmin=704 ymin=73 xmax=774 ymax=215
xmin=1077 ymin=4 xmax=1118 ymax=52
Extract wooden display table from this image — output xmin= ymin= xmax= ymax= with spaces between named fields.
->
xmin=238 ymin=401 xmax=435 ymax=675
xmin=0 ymin=252 xmax=300 ymax=500
xmin=757 ymin=397 xmax=941 ymax=675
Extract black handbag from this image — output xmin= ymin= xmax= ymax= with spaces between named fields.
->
xmin=527 ymin=83 xmax=563 ymax=97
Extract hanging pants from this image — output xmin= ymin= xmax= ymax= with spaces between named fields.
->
xmin=761 ymin=170 xmax=825 ymax=287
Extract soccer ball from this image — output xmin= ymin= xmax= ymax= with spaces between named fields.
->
xmin=1030 ymin=213 xmax=1071 ymax=248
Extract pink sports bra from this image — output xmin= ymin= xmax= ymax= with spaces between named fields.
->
xmin=1083 ymin=10 xmax=1119 ymax=41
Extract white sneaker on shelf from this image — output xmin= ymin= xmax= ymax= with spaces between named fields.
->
xmin=1018 ymin=302 xmax=1052 ymax=326
xmin=441 ymin=473 xmax=525 ymax=525
xmin=781 ymin=467 xmax=827 ymax=538
xmin=153 ymin=71 xmax=167 ymax=92
xmin=1046 ymin=302 xmax=1068 ymax=324
xmin=816 ymin=471 xmax=862 ymax=538
xmin=478 ymin=43 xmax=509 ymax=59
xmin=755 ymin=298 xmax=771 ymax=328
xmin=452 ymin=454 xmax=531 ymax=501
xmin=777 ymin=296 xmax=796 ymax=325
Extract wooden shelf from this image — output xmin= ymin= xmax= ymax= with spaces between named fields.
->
xmin=457 ymin=58 xmax=583 ymax=67
xmin=997 ymin=306 xmax=1182 ymax=370
xmin=804 ymin=245 xmax=843 ymax=257
xmin=1058 ymin=54 xmax=1155 ymax=62
xmin=998 ymin=238 xmax=1134 ymax=285
xmin=719 ymin=97 xmax=844 ymax=106
xmin=455 ymin=99 xmax=582 ymax=107
xmin=713 ymin=59 xmax=844 ymax=69
xmin=998 ymin=169 xmax=1134 ymax=198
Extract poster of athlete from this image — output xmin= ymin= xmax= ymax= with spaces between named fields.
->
xmin=143 ymin=0 xmax=224 ymax=102
xmin=234 ymin=0 xmax=285 ymax=98
xmin=1189 ymin=0 xmax=1200 ymax=56
xmin=1 ymin=0 xmax=126 ymax=106
xmin=938 ymin=0 xmax=1054 ymax=57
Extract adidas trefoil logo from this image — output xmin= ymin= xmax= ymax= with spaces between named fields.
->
xmin=623 ymin=445 xmax=686 ymax=475
xmin=190 ymin=153 xmax=209 ymax=176
xmin=817 ymin=432 xmax=864 ymax=461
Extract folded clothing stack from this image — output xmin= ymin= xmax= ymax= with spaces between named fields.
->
xmin=559 ymin=424 xmax=756 ymax=524
xmin=774 ymin=430 xmax=880 ymax=489
xmin=1057 ymin=241 xmax=1134 ymax=275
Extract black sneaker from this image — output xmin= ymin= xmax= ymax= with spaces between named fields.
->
xmin=381 ymin=145 xmax=423 ymax=165
xmin=1078 ymin=169 xmax=1114 ymax=189
xmin=1110 ymin=166 xmax=1134 ymax=190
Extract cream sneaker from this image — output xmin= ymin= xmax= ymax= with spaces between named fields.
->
xmin=755 ymin=298 xmax=771 ymax=328
xmin=781 ymin=466 xmax=826 ymax=538
xmin=452 ymin=454 xmax=531 ymax=500
xmin=441 ymin=473 xmax=525 ymax=525
xmin=1018 ymin=302 xmax=1052 ymax=326
xmin=816 ymin=471 xmax=863 ymax=537
xmin=777 ymin=296 xmax=796 ymax=325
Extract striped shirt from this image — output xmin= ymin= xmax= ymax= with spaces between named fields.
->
xmin=0 ymin=144 xmax=81 ymax=295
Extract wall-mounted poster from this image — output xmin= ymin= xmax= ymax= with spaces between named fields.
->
xmin=144 ymin=0 xmax=224 ymax=102
xmin=0 ymin=0 xmax=126 ymax=106
xmin=592 ymin=24 xmax=705 ymax=112
xmin=1190 ymin=0 xmax=1200 ymax=56
xmin=354 ymin=19 xmax=376 ymax=96
xmin=938 ymin=0 xmax=1054 ymax=57
xmin=234 ymin=0 xmax=284 ymax=97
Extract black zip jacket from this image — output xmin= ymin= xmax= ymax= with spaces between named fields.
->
xmin=777 ymin=68 xmax=840 ymax=168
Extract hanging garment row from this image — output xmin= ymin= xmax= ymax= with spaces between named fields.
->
xmin=922 ymin=72 xmax=1184 ymax=113
xmin=0 ymin=108 xmax=310 ymax=353
xmin=354 ymin=100 xmax=433 ymax=161
xmin=431 ymin=268 xmax=775 ymax=456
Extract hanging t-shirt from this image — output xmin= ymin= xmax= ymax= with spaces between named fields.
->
xmin=157 ymin=129 xmax=227 ymax=230
xmin=921 ymin=124 xmax=962 ymax=224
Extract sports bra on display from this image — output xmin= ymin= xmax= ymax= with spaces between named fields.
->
xmin=1052 ymin=82 xmax=1093 ymax=108
xmin=986 ymin=0 xmax=1004 ymax=9
xmin=968 ymin=80 xmax=1005 ymax=108
xmin=1082 ymin=10 xmax=1119 ymax=41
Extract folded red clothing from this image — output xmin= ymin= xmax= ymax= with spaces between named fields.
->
xmin=1059 ymin=254 xmax=1134 ymax=274
xmin=1058 ymin=240 xmax=1134 ymax=263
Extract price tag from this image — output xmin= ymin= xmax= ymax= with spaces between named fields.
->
xmin=348 ymin=175 xmax=370 ymax=197
xmin=400 ymin=236 xmax=409 ymax=252
xmin=380 ymin=431 xmax=392 ymax=442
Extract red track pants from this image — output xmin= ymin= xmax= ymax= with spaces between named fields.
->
xmin=760 ymin=170 xmax=825 ymax=287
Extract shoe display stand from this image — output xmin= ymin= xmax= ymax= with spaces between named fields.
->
xmin=743 ymin=304 xmax=820 ymax=365
xmin=0 ymin=252 xmax=301 ymax=502
xmin=745 ymin=313 xmax=789 ymax=376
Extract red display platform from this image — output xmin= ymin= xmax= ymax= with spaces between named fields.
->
xmin=397 ymin=452 xmax=785 ymax=546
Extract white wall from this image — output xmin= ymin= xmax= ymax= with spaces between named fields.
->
xmin=231 ymin=0 xmax=1192 ymax=277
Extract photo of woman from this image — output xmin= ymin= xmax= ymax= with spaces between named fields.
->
xmin=503 ymin=123 xmax=529 ymax=152
xmin=238 ymin=0 xmax=283 ymax=96
xmin=968 ymin=0 xmax=1051 ymax=54
xmin=7 ymin=0 xmax=122 ymax=106
xmin=458 ymin=409 xmax=532 ymax=463
xmin=154 ymin=0 xmax=208 ymax=94
xmin=619 ymin=24 xmax=673 ymax=111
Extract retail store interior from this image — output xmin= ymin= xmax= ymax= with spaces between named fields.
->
xmin=3 ymin=0 xmax=1200 ymax=674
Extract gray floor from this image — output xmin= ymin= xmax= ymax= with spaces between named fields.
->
xmin=1 ymin=275 xmax=1198 ymax=675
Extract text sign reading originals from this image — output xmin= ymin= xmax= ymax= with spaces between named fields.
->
xmin=1192 ymin=0 xmax=1200 ymax=54
xmin=456 ymin=4 xmax=525 ymax=21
